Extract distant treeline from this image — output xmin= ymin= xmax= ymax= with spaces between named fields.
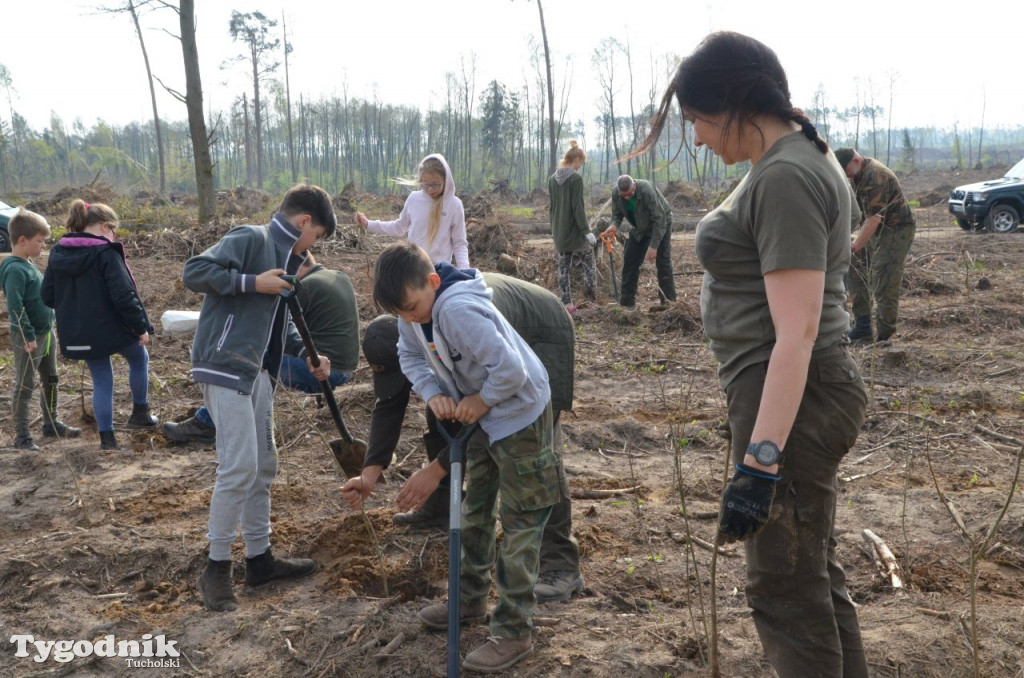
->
xmin=1 ymin=89 xmax=1022 ymax=199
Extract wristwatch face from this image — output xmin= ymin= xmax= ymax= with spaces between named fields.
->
xmin=750 ymin=441 xmax=782 ymax=465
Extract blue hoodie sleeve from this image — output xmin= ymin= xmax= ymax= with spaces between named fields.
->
xmin=438 ymin=302 xmax=528 ymax=407
xmin=397 ymin=321 xmax=446 ymax=405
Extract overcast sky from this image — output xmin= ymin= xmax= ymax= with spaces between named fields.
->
xmin=1 ymin=0 xmax=1020 ymax=141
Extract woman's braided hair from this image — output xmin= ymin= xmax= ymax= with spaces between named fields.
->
xmin=634 ymin=31 xmax=827 ymax=157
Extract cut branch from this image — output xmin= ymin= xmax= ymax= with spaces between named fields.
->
xmin=862 ymin=529 xmax=904 ymax=588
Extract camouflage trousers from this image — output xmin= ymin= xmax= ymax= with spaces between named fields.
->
xmin=556 ymin=247 xmax=596 ymax=306
xmin=847 ymin=223 xmax=916 ymax=338
xmin=460 ymin=403 xmax=559 ymax=640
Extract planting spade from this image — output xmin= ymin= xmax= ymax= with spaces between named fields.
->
xmin=281 ymin=279 xmax=366 ymax=479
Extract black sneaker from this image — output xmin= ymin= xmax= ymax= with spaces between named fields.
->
xmin=14 ymin=435 xmax=39 ymax=451
xmin=244 ymin=548 xmax=316 ymax=587
xmin=393 ymin=488 xmax=449 ymax=529
xmin=535 ymin=570 xmax=584 ymax=604
xmin=162 ymin=416 xmax=216 ymax=443
xmin=42 ymin=421 xmax=82 ymax=438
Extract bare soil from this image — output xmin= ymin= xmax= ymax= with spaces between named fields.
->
xmin=2 ymin=168 xmax=1024 ymax=677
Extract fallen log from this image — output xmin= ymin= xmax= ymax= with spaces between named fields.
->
xmin=570 ymin=486 xmax=642 ymax=499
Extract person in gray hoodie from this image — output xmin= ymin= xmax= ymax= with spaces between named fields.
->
xmin=372 ymin=241 xmax=560 ymax=674
xmin=183 ymin=185 xmax=336 ymax=613
xmin=548 ymin=140 xmax=596 ymax=313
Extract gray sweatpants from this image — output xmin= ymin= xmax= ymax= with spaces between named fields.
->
xmin=202 ymin=370 xmax=277 ymax=561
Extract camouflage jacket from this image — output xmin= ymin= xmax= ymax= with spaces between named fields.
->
xmin=852 ymin=158 xmax=915 ymax=230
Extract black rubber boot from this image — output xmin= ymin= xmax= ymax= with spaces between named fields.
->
xmin=99 ymin=431 xmax=119 ymax=450
xmin=244 ymin=548 xmax=317 ymax=587
xmin=847 ymin=315 xmax=873 ymax=341
xmin=42 ymin=421 xmax=82 ymax=438
xmin=198 ymin=558 xmax=238 ymax=612
xmin=127 ymin=403 xmax=158 ymax=428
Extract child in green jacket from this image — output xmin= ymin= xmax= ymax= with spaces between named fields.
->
xmin=0 ymin=210 xmax=80 ymax=450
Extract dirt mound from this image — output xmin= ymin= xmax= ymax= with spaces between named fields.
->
xmin=463 ymin=192 xmax=496 ymax=220
xmin=485 ymin=178 xmax=517 ymax=202
xmin=527 ymin=187 xmax=549 ymax=206
xmin=216 ymin=186 xmax=272 ymax=217
xmin=466 ymin=217 xmax=524 ymax=269
xmin=332 ymin=182 xmax=358 ymax=214
xmin=662 ymin=180 xmax=704 ymax=209
xmin=649 ymin=300 xmax=702 ymax=334
xmin=914 ymin=185 xmax=952 ymax=207
xmin=25 ymin=183 xmax=118 ymax=216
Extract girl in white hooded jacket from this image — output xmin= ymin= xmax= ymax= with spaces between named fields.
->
xmin=355 ymin=153 xmax=470 ymax=268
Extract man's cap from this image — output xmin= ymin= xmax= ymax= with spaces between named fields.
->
xmin=362 ymin=314 xmax=407 ymax=399
xmin=834 ymin=147 xmax=855 ymax=169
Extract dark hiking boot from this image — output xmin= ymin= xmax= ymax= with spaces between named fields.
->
xmin=99 ymin=431 xmax=119 ymax=451
xmin=847 ymin=315 xmax=873 ymax=342
xmin=127 ymin=403 xmax=158 ymax=429
xmin=875 ymin=327 xmax=895 ymax=343
xmin=14 ymin=435 xmax=39 ymax=451
xmin=42 ymin=421 xmax=82 ymax=438
xmin=198 ymin=558 xmax=238 ymax=612
xmin=462 ymin=636 xmax=534 ymax=674
xmin=417 ymin=599 xmax=488 ymax=631
xmin=162 ymin=416 xmax=216 ymax=443
xmin=535 ymin=570 xmax=584 ymax=604
xmin=393 ymin=488 xmax=449 ymax=529
xmin=244 ymin=548 xmax=316 ymax=587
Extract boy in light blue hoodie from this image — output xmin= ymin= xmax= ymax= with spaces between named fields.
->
xmin=372 ymin=241 xmax=559 ymax=674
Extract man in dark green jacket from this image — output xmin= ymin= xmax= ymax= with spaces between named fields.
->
xmin=603 ymin=175 xmax=676 ymax=308
xmin=341 ymin=272 xmax=583 ymax=604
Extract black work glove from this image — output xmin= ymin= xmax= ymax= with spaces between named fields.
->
xmin=716 ymin=464 xmax=781 ymax=544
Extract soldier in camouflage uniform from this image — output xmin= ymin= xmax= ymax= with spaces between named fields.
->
xmin=371 ymin=241 xmax=558 ymax=673
xmin=835 ymin=148 xmax=917 ymax=342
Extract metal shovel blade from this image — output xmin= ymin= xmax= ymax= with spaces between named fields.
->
xmin=329 ymin=437 xmax=367 ymax=480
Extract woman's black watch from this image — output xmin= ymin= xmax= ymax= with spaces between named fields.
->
xmin=746 ymin=440 xmax=784 ymax=466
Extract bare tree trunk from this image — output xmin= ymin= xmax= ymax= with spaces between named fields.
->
xmin=243 ymin=93 xmax=253 ymax=186
xmin=300 ymin=94 xmax=309 ymax=181
xmin=977 ymin=88 xmax=985 ymax=168
xmin=282 ymin=14 xmax=297 ymax=184
xmin=625 ymin=37 xmax=637 ymax=176
xmin=180 ymin=0 xmax=215 ymax=223
xmin=127 ymin=0 xmax=165 ymax=196
xmin=886 ymin=72 xmax=896 ymax=166
xmin=252 ymin=49 xmax=264 ymax=189
xmin=535 ymin=0 xmax=556 ymax=177
xmin=461 ymin=54 xmax=476 ymax=189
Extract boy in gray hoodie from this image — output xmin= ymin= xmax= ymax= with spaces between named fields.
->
xmin=183 ymin=185 xmax=335 ymax=612
xmin=372 ymin=241 xmax=560 ymax=674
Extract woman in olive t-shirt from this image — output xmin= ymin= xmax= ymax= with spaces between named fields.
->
xmin=632 ymin=31 xmax=870 ymax=678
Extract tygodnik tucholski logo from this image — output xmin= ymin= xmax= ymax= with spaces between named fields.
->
xmin=10 ymin=633 xmax=181 ymax=668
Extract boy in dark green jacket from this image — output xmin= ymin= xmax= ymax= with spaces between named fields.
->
xmin=603 ymin=175 xmax=677 ymax=308
xmin=0 ymin=210 xmax=80 ymax=450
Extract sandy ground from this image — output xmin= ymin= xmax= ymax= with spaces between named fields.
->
xmin=2 ymin=169 xmax=1024 ymax=677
